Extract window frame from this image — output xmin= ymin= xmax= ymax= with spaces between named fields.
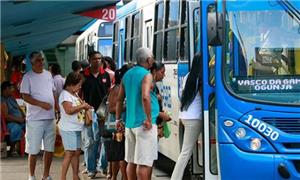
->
xmin=153 ymin=0 xmax=188 ymax=64
xmin=124 ymin=16 xmax=131 ymax=63
xmin=130 ymin=11 xmax=142 ymax=63
xmin=112 ymin=21 xmax=119 ymax=63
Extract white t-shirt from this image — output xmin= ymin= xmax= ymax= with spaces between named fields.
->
xmin=53 ymin=74 xmax=65 ymax=98
xmin=58 ymin=90 xmax=85 ymax=131
xmin=20 ymin=70 xmax=55 ymax=121
xmin=179 ymin=74 xmax=202 ymax=120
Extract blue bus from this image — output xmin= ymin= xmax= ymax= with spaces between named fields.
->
xmin=113 ymin=0 xmax=300 ymax=179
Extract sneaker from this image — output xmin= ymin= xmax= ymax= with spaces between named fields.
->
xmin=42 ymin=176 xmax=53 ymax=180
xmin=81 ymin=161 xmax=86 ymax=167
xmin=96 ymin=167 xmax=107 ymax=175
xmin=81 ymin=168 xmax=88 ymax=174
xmin=87 ymin=172 xmax=96 ymax=179
xmin=28 ymin=176 xmax=36 ymax=180
xmin=9 ymin=151 xmax=20 ymax=157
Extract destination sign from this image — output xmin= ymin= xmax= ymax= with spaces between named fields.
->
xmin=233 ymin=77 xmax=300 ymax=93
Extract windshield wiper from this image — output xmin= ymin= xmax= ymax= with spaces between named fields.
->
xmin=278 ymin=0 xmax=300 ymax=24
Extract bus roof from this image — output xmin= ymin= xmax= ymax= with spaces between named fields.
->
xmin=1 ymin=1 xmax=118 ymax=56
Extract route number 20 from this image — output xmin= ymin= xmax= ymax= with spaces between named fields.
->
xmin=102 ymin=8 xmax=115 ymax=21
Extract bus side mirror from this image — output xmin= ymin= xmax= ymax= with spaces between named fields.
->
xmin=207 ymin=12 xmax=224 ymax=46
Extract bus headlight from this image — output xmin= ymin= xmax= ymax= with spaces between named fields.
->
xmin=235 ymin=128 xmax=246 ymax=139
xmin=250 ymin=138 xmax=262 ymax=151
xmin=224 ymin=120 xmax=234 ymax=127
xmin=222 ymin=118 xmax=276 ymax=153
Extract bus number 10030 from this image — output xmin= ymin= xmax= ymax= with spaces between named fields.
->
xmin=244 ymin=115 xmax=279 ymax=141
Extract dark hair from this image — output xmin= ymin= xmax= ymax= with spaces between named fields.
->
xmin=81 ymin=60 xmax=90 ymax=69
xmin=180 ymin=53 xmax=202 ymax=111
xmin=150 ymin=62 xmax=165 ymax=73
xmin=103 ymin=56 xmax=116 ymax=71
xmin=29 ymin=51 xmax=40 ymax=59
xmin=63 ymin=72 xmax=82 ymax=89
xmin=51 ymin=63 xmax=61 ymax=75
xmin=115 ymin=64 xmax=132 ymax=85
xmin=1 ymin=81 xmax=13 ymax=94
xmin=72 ymin=60 xmax=81 ymax=72
xmin=88 ymin=51 xmax=102 ymax=60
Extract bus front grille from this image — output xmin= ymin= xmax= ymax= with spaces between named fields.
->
xmin=262 ymin=118 xmax=300 ymax=134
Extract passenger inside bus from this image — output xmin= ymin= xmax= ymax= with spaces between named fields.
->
xmin=251 ymin=12 xmax=294 ymax=76
xmin=253 ymin=48 xmax=290 ymax=75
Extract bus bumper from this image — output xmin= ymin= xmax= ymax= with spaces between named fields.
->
xmin=219 ymin=144 xmax=300 ymax=180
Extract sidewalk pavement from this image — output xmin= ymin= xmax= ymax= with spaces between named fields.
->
xmin=0 ymin=155 xmax=170 ymax=180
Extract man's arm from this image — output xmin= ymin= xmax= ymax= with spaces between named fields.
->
xmin=115 ymin=82 xmax=125 ymax=130
xmin=54 ymin=93 xmax=59 ymax=112
xmin=21 ymin=93 xmax=52 ymax=110
xmin=116 ymin=82 xmax=125 ymax=120
xmin=142 ymin=74 xmax=153 ymax=130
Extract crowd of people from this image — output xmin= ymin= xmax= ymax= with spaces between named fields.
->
xmin=1 ymin=47 xmax=204 ymax=180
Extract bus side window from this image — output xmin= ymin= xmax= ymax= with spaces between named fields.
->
xmin=164 ymin=0 xmax=180 ymax=62
xmin=131 ymin=12 xmax=141 ymax=62
xmin=124 ymin=16 xmax=131 ymax=63
xmin=153 ymin=2 xmax=164 ymax=61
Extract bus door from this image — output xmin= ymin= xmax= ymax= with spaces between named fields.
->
xmin=187 ymin=0 xmax=203 ymax=176
xmin=201 ymin=1 xmax=219 ymax=180
xmin=189 ymin=0 xmax=218 ymax=180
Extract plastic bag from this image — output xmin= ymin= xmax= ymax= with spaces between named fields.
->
xmin=54 ymin=126 xmax=64 ymax=157
xmin=163 ymin=122 xmax=171 ymax=138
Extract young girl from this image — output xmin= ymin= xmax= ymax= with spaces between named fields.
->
xmin=58 ymin=72 xmax=91 ymax=180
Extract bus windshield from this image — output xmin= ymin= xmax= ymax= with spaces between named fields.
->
xmin=224 ymin=1 xmax=300 ymax=105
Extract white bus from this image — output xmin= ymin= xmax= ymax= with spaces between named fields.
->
xmin=112 ymin=0 xmax=212 ymax=178
xmin=75 ymin=20 xmax=113 ymax=61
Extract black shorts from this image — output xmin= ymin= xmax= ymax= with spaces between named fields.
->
xmin=104 ymin=139 xmax=125 ymax=161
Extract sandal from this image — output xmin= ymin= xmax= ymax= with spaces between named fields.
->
xmin=9 ymin=151 xmax=19 ymax=157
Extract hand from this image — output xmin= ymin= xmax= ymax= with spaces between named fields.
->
xmin=116 ymin=120 xmax=124 ymax=131
xmin=81 ymin=102 xmax=91 ymax=110
xmin=160 ymin=112 xmax=171 ymax=122
xmin=39 ymin=102 xmax=52 ymax=110
xmin=157 ymin=94 xmax=162 ymax=101
xmin=17 ymin=116 xmax=25 ymax=123
xmin=143 ymin=119 xmax=152 ymax=131
xmin=157 ymin=125 xmax=164 ymax=138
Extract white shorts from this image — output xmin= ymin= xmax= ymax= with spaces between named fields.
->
xmin=25 ymin=120 xmax=56 ymax=155
xmin=125 ymin=125 xmax=158 ymax=167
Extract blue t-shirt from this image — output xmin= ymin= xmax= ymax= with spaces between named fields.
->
xmin=123 ymin=66 xmax=159 ymax=128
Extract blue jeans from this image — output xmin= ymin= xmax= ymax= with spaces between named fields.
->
xmin=82 ymin=113 xmax=107 ymax=173
xmin=97 ymin=138 xmax=108 ymax=172
xmin=7 ymin=122 xmax=25 ymax=142
xmin=82 ymin=125 xmax=98 ymax=173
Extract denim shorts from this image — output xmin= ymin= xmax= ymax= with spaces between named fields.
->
xmin=60 ymin=130 xmax=81 ymax=151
